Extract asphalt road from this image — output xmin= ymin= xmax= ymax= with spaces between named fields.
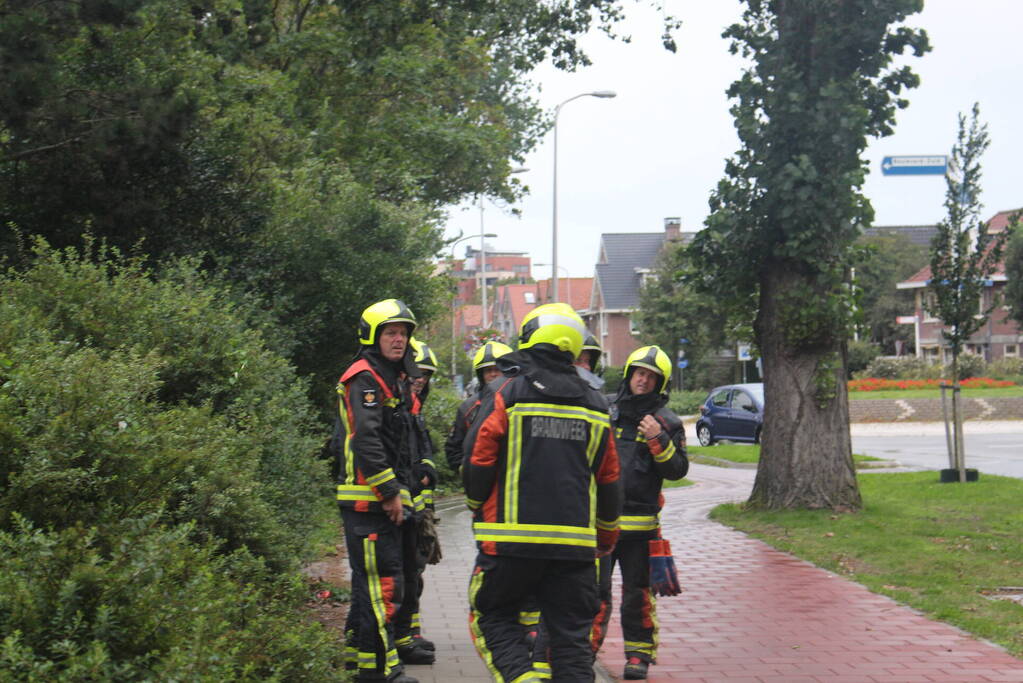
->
xmin=851 ymin=422 xmax=1023 ymax=479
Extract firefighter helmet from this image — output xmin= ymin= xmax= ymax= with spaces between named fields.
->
xmin=357 ymin=299 xmax=416 ymax=347
xmin=518 ymin=303 xmax=586 ymax=359
xmin=472 ymin=341 xmax=513 ymax=371
xmin=410 ymin=338 xmax=439 ymax=373
xmin=624 ymin=345 xmax=672 ymax=394
xmin=580 ymin=332 xmax=602 ymax=370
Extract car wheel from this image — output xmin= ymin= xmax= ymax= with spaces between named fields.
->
xmin=697 ymin=424 xmax=714 ymax=447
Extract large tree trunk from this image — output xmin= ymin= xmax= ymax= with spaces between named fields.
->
xmin=749 ymin=266 xmax=862 ymax=510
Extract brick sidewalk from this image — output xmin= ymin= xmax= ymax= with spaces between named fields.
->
xmin=388 ymin=464 xmax=1023 ymax=682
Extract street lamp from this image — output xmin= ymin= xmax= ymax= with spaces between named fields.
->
xmin=480 ymin=166 xmax=528 ymax=327
xmin=450 ymin=232 xmax=495 ymax=383
xmin=552 ymin=90 xmax=616 ymax=302
xmin=534 ymin=262 xmax=572 ymax=306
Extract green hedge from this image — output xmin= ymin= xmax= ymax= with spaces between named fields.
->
xmin=0 ymin=243 xmax=341 ymax=679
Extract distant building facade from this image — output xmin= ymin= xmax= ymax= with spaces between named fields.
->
xmin=896 ymin=209 xmax=1021 ymax=363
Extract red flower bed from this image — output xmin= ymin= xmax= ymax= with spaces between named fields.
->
xmin=848 ymin=377 xmax=1016 ymax=391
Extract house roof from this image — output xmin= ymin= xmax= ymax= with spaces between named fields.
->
xmin=537 ymin=277 xmax=594 ymax=313
xmin=593 ymin=232 xmax=666 ymax=310
xmin=457 ymin=305 xmax=482 ymax=328
xmin=896 ymin=211 xmax=1013 ymax=289
xmin=495 ymin=283 xmax=542 ymax=332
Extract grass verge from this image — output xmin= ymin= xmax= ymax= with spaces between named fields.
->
xmin=689 ymin=444 xmax=883 ymax=467
xmin=848 ymin=386 xmax=1023 ymax=400
xmin=710 ymin=471 xmax=1023 ymax=657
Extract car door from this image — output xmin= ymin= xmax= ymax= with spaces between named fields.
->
xmin=730 ymin=389 xmax=760 ymax=441
xmin=705 ymin=388 xmax=733 ymax=437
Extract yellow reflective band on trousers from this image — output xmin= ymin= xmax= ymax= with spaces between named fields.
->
xmin=518 ymin=610 xmax=540 ymax=626
xmin=473 ymin=522 xmax=596 ymax=548
xmin=468 ymin=568 xmax=504 ymax=681
xmin=412 ymin=493 xmax=426 ymax=512
xmin=620 ymin=515 xmax=660 ymax=532
xmin=532 ymin=660 xmax=552 ymax=679
xmin=503 ymin=403 xmax=610 ymax=524
xmin=653 ymin=439 xmax=676 ymax=463
xmin=362 ymin=535 xmax=400 ymax=676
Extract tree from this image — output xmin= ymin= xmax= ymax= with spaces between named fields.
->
xmin=928 ymin=104 xmax=1008 ymax=381
xmin=927 ymin=104 xmax=1009 ymax=481
xmin=1005 ymin=223 xmax=1023 ymax=327
xmin=688 ymin=0 xmax=929 ymax=510
xmin=852 ymin=233 xmax=927 ymax=354
xmin=636 ymin=242 xmax=730 ymax=391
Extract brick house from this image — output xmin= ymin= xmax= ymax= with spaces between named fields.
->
xmin=489 ymin=277 xmax=594 ymax=342
xmin=581 ymin=218 xmax=693 ymax=368
xmin=896 ymin=209 xmax=1022 ymax=363
xmin=448 ymin=245 xmax=532 ymax=304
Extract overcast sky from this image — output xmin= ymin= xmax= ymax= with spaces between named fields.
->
xmin=442 ymin=0 xmax=1023 ymax=279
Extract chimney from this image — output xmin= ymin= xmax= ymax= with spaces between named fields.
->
xmin=664 ymin=216 xmax=681 ymax=242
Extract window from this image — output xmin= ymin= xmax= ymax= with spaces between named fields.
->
xmin=733 ymin=391 xmax=757 ymax=413
xmin=524 ymin=292 xmax=535 ymax=304
xmin=513 ymin=264 xmax=529 ymax=274
xmin=922 ymin=290 xmax=939 ymax=321
xmin=711 ymin=390 xmax=730 ymax=408
xmin=1005 ymin=344 xmax=1019 ymax=358
xmin=629 ymin=317 xmax=640 ymax=335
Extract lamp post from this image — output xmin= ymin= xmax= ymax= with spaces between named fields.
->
xmin=534 ymin=263 xmax=572 ymax=307
xmin=450 ymin=232 xmax=495 ymax=383
xmin=552 ymin=90 xmax=616 ymax=302
xmin=479 ymin=166 xmax=528 ymax=327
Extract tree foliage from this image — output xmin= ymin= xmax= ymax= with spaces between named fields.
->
xmin=852 ymin=233 xmax=927 ymax=354
xmin=687 ymin=0 xmax=929 ymax=510
xmin=1005 ymin=222 xmax=1023 ymax=328
xmin=927 ymin=104 xmax=1008 ymax=380
xmin=636 ymin=241 xmax=731 ymax=391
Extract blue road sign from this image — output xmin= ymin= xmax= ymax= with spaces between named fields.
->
xmin=676 ymin=359 xmax=689 ymax=369
xmin=881 ymin=155 xmax=947 ymax=176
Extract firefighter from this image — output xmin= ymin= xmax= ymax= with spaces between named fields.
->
xmin=336 ymin=299 xmax=422 ymax=683
xmin=593 ymin=345 xmax=689 ymax=681
xmin=575 ymin=331 xmax=605 ymax=390
xmin=391 ymin=338 xmax=441 ymax=660
xmin=443 ymin=340 xmax=513 ymax=473
xmin=465 ymin=303 xmax=622 ymax=682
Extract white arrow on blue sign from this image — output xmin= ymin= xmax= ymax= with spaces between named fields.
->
xmin=881 ymin=155 xmax=948 ymax=176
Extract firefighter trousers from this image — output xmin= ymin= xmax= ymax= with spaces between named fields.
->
xmin=340 ymin=508 xmax=407 ymax=681
xmin=593 ymin=535 xmax=657 ymax=662
xmin=469 ymin=552 xmax=598 ymax=682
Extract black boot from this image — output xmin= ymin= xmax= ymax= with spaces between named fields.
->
xmin=623 ymin=656 xmax=648 ymax=680
xmin=397 ymin=643 xmax=435 ymax=665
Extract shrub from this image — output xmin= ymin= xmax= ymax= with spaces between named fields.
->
xmin=987 ymin=357 xmax=1023 ymax=381
xmin=947 ymin=352 xmax=986 ymax=380
xmin=668 ymin=390 xmax=707 ymax=417
xmin=847 ymin=340 xmax=882 ymax=377
xmin=860 ymin=355 xmax=937 ymax=379
xmin=0 ymin=242 xmax=341 ymax=677
xmin=421 ymin=378 xmax=465 ymax=496
xmin=0 ymin=517 xmax=342 ymax=680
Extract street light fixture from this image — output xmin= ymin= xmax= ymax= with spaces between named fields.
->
xmin=449 ymin=232 xmax=496 ymax=382
xmin=552 ymin=90 xmax=616 ymax=302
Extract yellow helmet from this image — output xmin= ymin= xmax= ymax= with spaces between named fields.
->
xmin=410 ymin=338 xmax=439 ymax=373
xmin=358 ymin=299 xmax=416 ymax=346
xmin=472 ymin=341 xmax=513 ymax=371
xmin=624 ymin=345 xmax=672 ymax=394
xmin=518 ymin=303 xmax=586 ymax=359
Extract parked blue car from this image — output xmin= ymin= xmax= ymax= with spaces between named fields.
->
xmin=695 ymin=383 xmax=764 ymax=446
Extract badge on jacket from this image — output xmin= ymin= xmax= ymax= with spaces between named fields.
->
xmin=362 ymin=389 xmax=378 ymax=407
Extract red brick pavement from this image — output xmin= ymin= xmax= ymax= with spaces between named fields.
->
xmin=595 ymin=464 xmax=1023 ymax=682
xmin=361 ymin=463 xmax=1023 ymax=682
